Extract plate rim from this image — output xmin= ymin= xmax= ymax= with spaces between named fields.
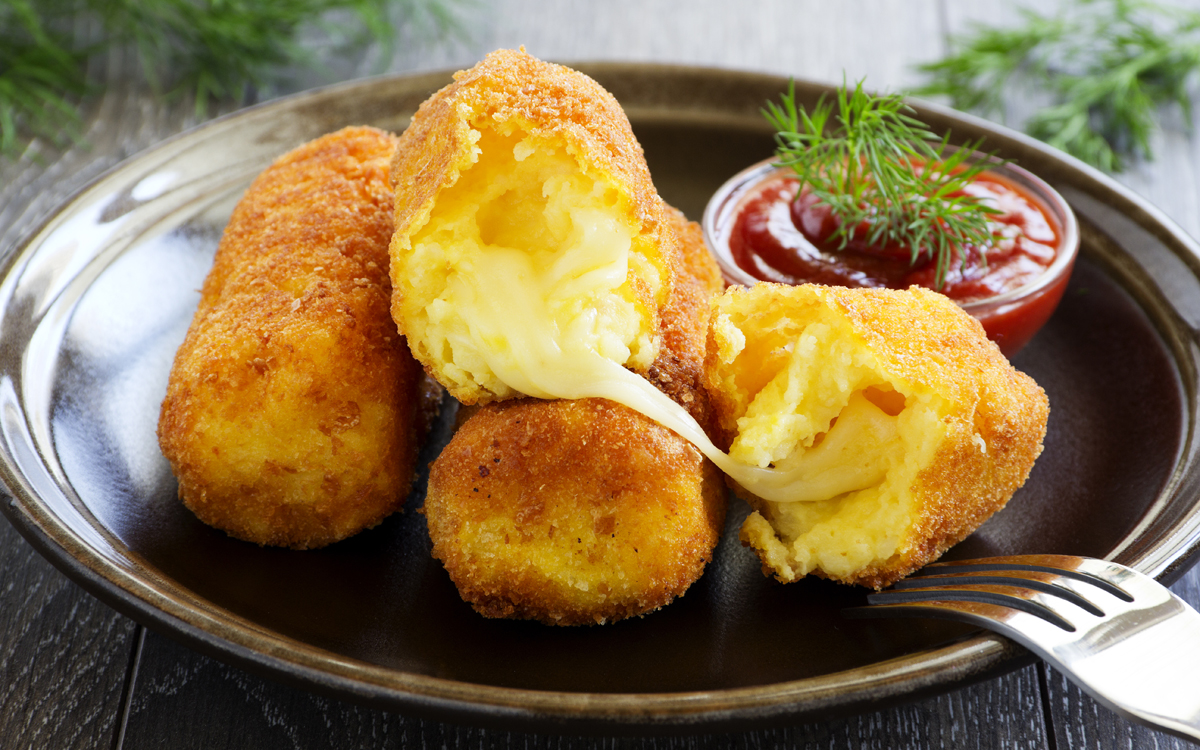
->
xmin=0 ymin=62 xmax=1197 ymax=733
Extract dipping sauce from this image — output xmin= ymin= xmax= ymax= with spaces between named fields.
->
xmin=731 ymin=173 xmax=1059 ymax=302
xmin=705 ymin=159 xmax=1080 ymax=357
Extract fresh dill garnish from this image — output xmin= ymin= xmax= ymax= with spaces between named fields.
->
xmin=764 ymin=80 xmax=1001 ymax=289
xmin=914 ymin=0 xmax=1200 ymax=173
xmin=0 ymin=0 xmax=466 ymax=159
xmin=0 ymin=0 xmax=89 ymax=156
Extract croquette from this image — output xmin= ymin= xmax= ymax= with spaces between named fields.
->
xmin=388 ymin=48 xmax=679 ymax=404
xmin=422 ymin=208 xmax=726 ymax=625
xmin=157 ymin=126 xmax=429 ymax=549
xmin=704 ymin=283 xmax=1048 ymax=589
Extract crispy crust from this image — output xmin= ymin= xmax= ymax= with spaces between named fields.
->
xmin=388 ymin=48 xmax=678 ymax=401
xmin=424 ymin=209 xmax=725 ymax=625
xmin=157 ymin=126 xmax=428 ymax=549
xmin=706 ymin=283 xmax=1048 ymax=588
xmin=644 ymin=206 xmax=724 ymax=428
xmin=834 ymin=287 xmax=1047 ymax=588
xmin=426 ymin=399 xmax=725 ymax=625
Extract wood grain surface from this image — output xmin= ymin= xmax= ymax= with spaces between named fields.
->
xmin=3 ymin=1 xmax=1199 ymax=748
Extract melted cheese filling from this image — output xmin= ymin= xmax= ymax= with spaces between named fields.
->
xmin=418 ymin=128 xmax=897 ymax=503
xmin=412 ymin=129 xmax=658 ymax=400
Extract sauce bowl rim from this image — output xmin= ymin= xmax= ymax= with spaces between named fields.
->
xmin=700 ymin=153 xmax=1082 ymax=315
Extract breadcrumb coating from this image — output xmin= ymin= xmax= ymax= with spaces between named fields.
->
xmin=423 ymin=209 xmax=725 ymax=625
xmin=158 ymin=126 xmax=429 ymax=549
xmin=389 ymin=48 xmax=678 ymax=404
xmin=705 ymin=283 xmax=1048 ymax=589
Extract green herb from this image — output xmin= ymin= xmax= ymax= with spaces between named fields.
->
xmin=765 ymin=80 xmax=1001 ymax=289
xmin=0 ymin=0 xmax=89 ymax=155
xmin=0 ymin=0 xmax=465 ymax=160
xmin=914 ymin=0 xmax=1200 ymax=173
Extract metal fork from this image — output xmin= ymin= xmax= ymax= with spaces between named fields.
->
xmin=847 ymin=554 xmax=1200 ymax=741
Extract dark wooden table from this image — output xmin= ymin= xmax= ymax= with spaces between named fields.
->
xmin=5 ymin=2 xmax=1200 ymax=747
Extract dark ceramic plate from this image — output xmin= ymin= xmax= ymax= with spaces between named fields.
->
xmin=2 ymin=66 xmax=1200 ymax=734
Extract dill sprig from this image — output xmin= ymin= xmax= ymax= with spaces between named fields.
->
xmin=0 ymin=0 xmax=465 ymax=159
xmin=0 ymin=0 xmax=90 ymax=155
xmin=915 ymin=0 xmax=1200 ymax=173
xmin=765 ymin=80 xmax=1001 ymax=289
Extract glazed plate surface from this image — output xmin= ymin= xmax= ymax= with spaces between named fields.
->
xmin=2 ymin=66 xmax=1200 ymax=733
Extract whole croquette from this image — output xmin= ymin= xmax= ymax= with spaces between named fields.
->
xmin=388 ymin=48 xmax=679 ymax=404
xmin=425 ymin=399 xmax=726 ymax=625
xmin=704 ymin=283 xmax=1048 ymax=589
xmin=158 ymin=126 xmax=431 ymax=549
xmin=422 ymin=208 xmax=726 ymax=625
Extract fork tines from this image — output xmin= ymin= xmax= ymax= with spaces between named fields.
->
xmin=860 ymin=555 xmax=1134 ymax=631
xmin=843 ymin=554 xmax=1200 ymax=742
xmin=844 ymin=554 xmax=1141 ymax=635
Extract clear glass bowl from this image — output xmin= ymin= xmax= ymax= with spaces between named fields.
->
xmin=702 ymin=156 xmax=1081 ymax=357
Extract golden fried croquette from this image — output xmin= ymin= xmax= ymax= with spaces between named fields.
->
xmin=423 ymin=209 xmax=725 ymax=625
xmin=158 ymin=126 xmax=429 ymax=549
xmin=389 ymin=48 xmax=679 ymax=404
xmin=704 ymin=283 xmax=1048 ymax=589
xmin=425 ymin=399 xmax=725 ymax=625
xmin=643 ymin=208 xmax=723 ymax=431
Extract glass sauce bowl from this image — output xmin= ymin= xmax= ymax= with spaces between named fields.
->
xmin=702 ymin=157 xmax=1081 ymax=357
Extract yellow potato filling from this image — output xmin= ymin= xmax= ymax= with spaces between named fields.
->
xmin=710 ymin=299 xmax=949 ymax=582
xmin=399 ymin=126 xmax=871 ymax=507
xmin=406 ymin=128 xmax=661 ymax=401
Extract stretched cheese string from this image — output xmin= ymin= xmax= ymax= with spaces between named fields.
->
xmin=446 ymin=210 xmax=887 ymax=503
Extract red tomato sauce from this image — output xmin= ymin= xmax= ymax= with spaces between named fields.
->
xmin=729 ymin=173 xmax=1060 ymax=304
